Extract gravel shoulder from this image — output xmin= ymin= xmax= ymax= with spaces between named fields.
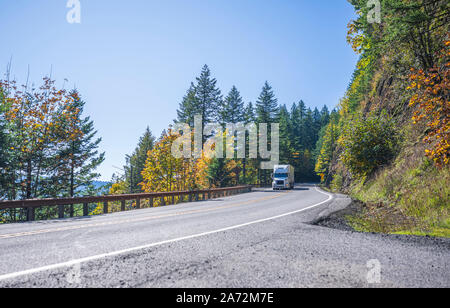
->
xmin=312 ymin=193 xmax=450 ymax=246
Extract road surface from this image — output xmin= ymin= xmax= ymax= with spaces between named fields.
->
xmin=0 ymin=184 xmax=448 ymax=288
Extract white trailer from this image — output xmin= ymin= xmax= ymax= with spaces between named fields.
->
xmin=272 ymin=165 xmax=295 ymax=190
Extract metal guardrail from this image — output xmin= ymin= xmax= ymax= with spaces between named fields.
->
xmin=0 ymin=186 xmax=252 ymax=222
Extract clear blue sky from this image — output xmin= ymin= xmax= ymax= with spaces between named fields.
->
xmin=0 ymin=0 xmax=358 ymax=181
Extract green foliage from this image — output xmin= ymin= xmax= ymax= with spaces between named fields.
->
xmin=0 ymin=78 xmax=105 ymax=222
xmin=348 ymin=0 xmax=448 ymax=72
xmin=256 ymin=81 xmax=279 ymax=124
xmin=340 ymin=112 xmax=400 ymax=178
xmin=0 ymin=86 xmax=10 ymax=197
xmin=279 ymin=102 xmax=331 ymax=182
xmin=218 ymin=86 xmax=245 ymax=125
xmin=50 ymin=90 xmax=105 ymax=197
xmin=176 ymin=83 xmax=198 ymax=127
xmin=124 ymin=127 xmax=155 ymax=193
xmin=207 ymin=157 xmax=233 ymax=188
xmin=0 ymin=77 xmax=105 ymax=202
xmin=349 ymin=154 xmax=450 ymax=237
xmin=381 ymin=0 xmax=449 ymax=70
xmin=315 ymin=111 xmax=340 ymax=182
xmin=330 ymin=173 xmax=343 ymax=191
xmin=278 ymin=105 xmax=292 ymax=165
xmin=143 ymin=65 xmax=331 ymax=189
xmin=175 ymin=65 xmax=222 ymax=126
xmin=196 ymin=65 xmax=223 ymax=123
xmin=176 ymin=65 xmax=222 ymax=125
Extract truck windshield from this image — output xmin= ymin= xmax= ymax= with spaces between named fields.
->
xmin=274 ymin=173 xmax=288 ymax=178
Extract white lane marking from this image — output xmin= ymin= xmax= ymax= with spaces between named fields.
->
xmin=0 ymin=186 xmax=332 ymax=282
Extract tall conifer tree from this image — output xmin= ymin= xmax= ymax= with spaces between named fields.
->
xmin=124 ymin=127 xmax=155 ymax=193
xmin=255 ymin=81 xmax=279 ymax=124
xmin=218 ymin=86 xmax=245 ymax=125
xmin=54 ymin=90 xmax=105 ymax=199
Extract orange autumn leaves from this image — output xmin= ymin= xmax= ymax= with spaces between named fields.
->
xmin=1 ymin=77 xmax=84 ymax=157
xmin=139 ymin=131 xmax=207 ymax=193
xmin=408 ymin=40 xmax=450 ymax=168
xmin=139 ymin=129 xmax=245 ymax=194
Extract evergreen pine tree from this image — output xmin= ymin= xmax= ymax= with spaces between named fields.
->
xmin=320 ymin=105 xmax=330 ymax=127
xmin=312 ymin=107 xmax=322 ymax=139
xmin=207 ymin=157 xmax=232 ymax=188
xmin=55 ymin=90 xmax=105 ymax=198
xmin=255 ymin=82 xmax=278 ymax=184
xmin=195 ymin=65 xmax=222 ymax=124
xmin=176 ymin=65 xmax=222 ymax=126
xmin=278 ymin=105 xmax=292 ymax=164
xmin=241 ymin=102 xmax=256 ymax=183
xmin=243 ymin=102 xmax=256 ymax=124
xmin=256 ymin=81 xmax=279 ymax=124
xmin=315 ymin=111 xmax=340 ymax=184
xmin=303 ymin=108 xmax=315 ymax=149
xmin=175 ymin=83 xmax=198 ymax=127
xmin=218 ymin=86 xmax=245 ymax=125
xmin=125 ymin=127 xmax=155 ymax=193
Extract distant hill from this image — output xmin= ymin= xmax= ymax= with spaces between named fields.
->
xmin=92 ymin=181 xmax=112 ymax=189
xmin=76 ymin=181 xmax=112 ymax=196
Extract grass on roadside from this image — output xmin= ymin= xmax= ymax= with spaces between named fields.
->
xmin=341 ymin=142 xmax=450 ymax=239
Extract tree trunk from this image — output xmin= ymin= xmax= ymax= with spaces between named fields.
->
xmin=26 ymin=159 xmax=32 ymax=199
xmin=70 ymin=161 xmax=74 ymax=217
xmin=243 ymin=158 xmax=246 ymax=183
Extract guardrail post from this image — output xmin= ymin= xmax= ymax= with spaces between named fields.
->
xmin=27 ymin=207 xmax=35 ymax=222
xmin=161 ymin=197 xmax=165 ymax=206
xmin=188 ymin=193 xmax=192 ymax=202
xmin=58 ymin=205 xmax=64 ymax=219
xmin=171 ymin=195 xmax=175 ymax=205
xmin=103 ymin=201 xmax=108 ymax=214
xmin=150 ymin=197 xmax=153 ymax=207
xmin=83 ymin=203 xmax=89 ymax=216
xmin=121 ymin=200 xmax=126 ymax=211
xmin=136 ymin=198 xmax=141 ymax=209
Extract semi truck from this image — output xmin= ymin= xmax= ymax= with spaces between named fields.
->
xmin=272 ymin=165 xmax=295 ymax=190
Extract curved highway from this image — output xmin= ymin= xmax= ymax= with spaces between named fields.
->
xmin=0 ymin=184 xmax=448 ymax=288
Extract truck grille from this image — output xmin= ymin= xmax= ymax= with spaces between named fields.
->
xmin=276 ymin=181 xmax=284 ymax=185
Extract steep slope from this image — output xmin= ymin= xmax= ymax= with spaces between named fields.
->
xmin=316 ymin=0 xmax=449 ymax=237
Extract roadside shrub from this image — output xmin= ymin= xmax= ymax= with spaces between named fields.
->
xmin=407 ymin=40 xmax=450 ymax=168
xmin=339 ymin=112 xmax=400 ymax=178
xmin=330 ymin=173 xmax=343 ymax=192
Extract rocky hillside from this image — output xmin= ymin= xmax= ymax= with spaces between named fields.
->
xmin=315 ymin=0 xmax=449 ymax=237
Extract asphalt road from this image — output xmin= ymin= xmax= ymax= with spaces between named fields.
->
xmin=0 ymin=184 xmax=448 ymax=288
